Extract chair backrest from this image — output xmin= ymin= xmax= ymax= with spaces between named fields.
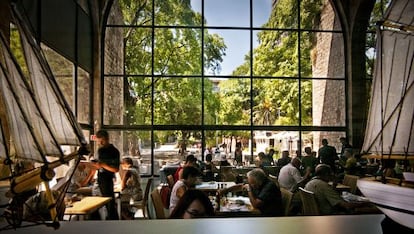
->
xmin=142 ymin=177 xmax=153 ymax=210
xmin=343 ymin=174 xmax=359 ymax=194
xmin=151 ymin=188 xmax=166 ymax=219
xmin=268 ymin=174 xmax=280 ymax=187
xmin=280 ymin=187 xmax=293 ymax=216
xmin=299 ymin=187 xmax=320 ymax=215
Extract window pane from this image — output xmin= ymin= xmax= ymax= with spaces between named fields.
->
xmin=205 ymin=131 xmax=251 ymax=163
xmin=154 ymin=28 xmax=202 ymax=76
xmin=125 ymin=28 xmax=152 ymax=76
xmin=301 ymin=0 xmax=339 ymax=31
xmin=253 ymin=31 xmax=299 ymax=77
xmin=216 ymin=78 xmax=251 ymax=125
xmin=104 ymin=26 xmax=124 ymax=75
xmin=155 ymin=0 xmax=202 ymax=26
xmin=77 ymin=67 xmax=90 ymax=124
xmin=265 ymin=0 xmax=298 ymax=29
xmin=204 ymin=0 xmax=250 ymax=28
xmin=301 ymin=32 xmax=345 ymax=78
xmin=253 ymin=0 xmax=273 ymax=28
xmin=253 ymin=78 xmax=299 ymax=126
xmin=255 ymin=131 xmax=300 ymax=158
xmin=42 ymin=45 xmax=75 ymax=110
xmin=117 ymin=0 xmax=153 ymax=26
xmin=126 ymin=77 xmax=152 ymax=125
xmin=312 ymin=79 xmax=346 ymax=127
xmin=154 ymin=77 xmax=202 ymax=125
xmin=311 ymin=131 xmax=346 ymax=155
xmin=103 ymin=76 xmax=124 ymax=125
xmin=204 ymin=29 xmax=250 ymax=76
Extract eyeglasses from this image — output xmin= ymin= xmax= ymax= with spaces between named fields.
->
xmin=185 ymin=209 xmax=206 ymax=218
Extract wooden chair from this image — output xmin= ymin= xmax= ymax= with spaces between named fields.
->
xmin=150 ymin=188 xmax=167 ymax=219
xmin=280 ymin=187 xmax=293 ymax=216
xmin=342 ymin=174 xmax=359 ymax=194
xmin=299 ymin=187 xmax=320 ymax=215
xmin=130 ymin=177 xmax=153 ymax=219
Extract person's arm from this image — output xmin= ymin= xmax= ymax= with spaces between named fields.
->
xmin=218 ymin=183 xmax=244 ymax=195
xmin=92 ymin=160 xmax=119 ymax=173
xmin=121 ymin=170 xmax=131 ymax=190
xmin=243 ymin=184 xmax=264 ymax=209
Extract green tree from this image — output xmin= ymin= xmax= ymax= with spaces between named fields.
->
xmin=219 ymin=0 xmax=323 ymax=126
xmin=119 ymin=0 xmax=226 ymax=148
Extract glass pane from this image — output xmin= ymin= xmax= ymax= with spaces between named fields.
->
xmin=253 ymin=31 xmax=298 ymax=77
xmin=104 ymin=26 xmax=124 ymax=76
xmin=203 ymin=77 xmax=221 ymax=125
xmin=155 ymin=0 xmax=202 ymax=26
xmin=204 ymin=29 xmax=250 ymax=75
xmin=154 ymin=28 xmax=202 ymax=76
xmin=204 ymin=0 xmax=250 ymax=28
xmin=103 ymin=76 xmax=124 ymax=125
xmin=215 ymin=78 xmax=251 ymax=125
xmin=311 ymin=131 xmax=346 ymax=156
xmin=117 ymin=0 xmax=153 ymax=26
xmin=253 ymin=0 xmax=273 ymax=28
xmin=126 ymin=77 xmax=152 ymax=125
xmin=253 ymin=78 xmax=299 ymax=126
xmin=77 ymin=67 xmax=90 ymax=124
xmin=266 ymin=0 xmax=298 ymax=29
xmin=42 ymin=44 xmax=75 ymax=110
xmin=125 ymin=28 xmax=152 ymax=76
xmin=312 ymin=79 xmax=346 ymax=127
xmin=154 ymin=77 xmax=202 ymax=125
xmin=301 ymin=32 xmax=345 ymax=78
xmin=301 ymin=80 xmax=312 ymax=126
xmin=205 ymin=131 xmax=251 ymax=164
xmin=301 ymin=0 xmax=339 ymax=31
xmin=255 ymin=131 xmax=300 ymax=159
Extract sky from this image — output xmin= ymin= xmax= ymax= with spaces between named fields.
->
xmin=190 ymin=0 xmax=273 ymax=75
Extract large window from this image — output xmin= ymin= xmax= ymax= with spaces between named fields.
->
xmin=103 ymin=0 xmax=347 ymax=176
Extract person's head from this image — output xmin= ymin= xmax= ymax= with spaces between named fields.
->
xmin=291 ymin=157 xmax=302 ymax=169
xmin=321 ymin=139 xmax=328 ymax=146
xmin=268 ymin=149 xmax=275 ymax=155
xmin=205 ymin=153 xmax=212 ymax=162
xmin=314 ymin=164 xmax=333 ymax=181
xmin=95 ymin=130 xmax=110 ymax=147
xmin=121 ymin=157 xmax=133 ymax=169
xmin=169 ymin=189 xmax=215 ymax=219
xmin=339 ymin=137 xmax=347 ymax=144
xmin=246 ymin=168 xmax=267 ymax=190
xmin=344 ymin=148 xmax=353 ymax=158
xmin=258 ymin=152 xmax=266 ymax=160
xmin=304 ymin=146 xmax=312 ymax=155
xmin=185 ymin=154 xmax=197 ymax=166
xmin=182 ymin=166 xmax=201 ymax=186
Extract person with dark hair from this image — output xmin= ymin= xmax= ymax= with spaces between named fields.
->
xmin=304 ymin=164 xmax=368 ymax=215
xmin=202 ymin=153 xmax=215 ymax=182
xmin=317 ymin=139 xmax=338 ymax=173
xmin=339 ymin=137 xmax=352 ymax=161
xmin=119 ymin=157 xmax=143 ymax=219
xmin=169 ymin=189 xmax=215 ymax=219
xmin=219 ymin=168 xmax=283 ymax=217
xmin=174 ymin=154 xmax=198 ymax=182
xmin=276 ymin=150 xmax=291 ymax=167
xmin=169 ymin=166 xmax=201 ymax=213
xmin=91 ymin=129 xmax=120 ymax=220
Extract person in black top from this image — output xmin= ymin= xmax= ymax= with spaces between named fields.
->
xmin=91 ymin=129 xmax=120 ymax=220
xmin=219 ymin=168 xmax=283 ymax=217
xmin=318 ymin=139 xmax=338 ymax=173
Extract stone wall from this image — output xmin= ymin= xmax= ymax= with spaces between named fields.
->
xmin=312 ymin=2 xmax=346 ymax=151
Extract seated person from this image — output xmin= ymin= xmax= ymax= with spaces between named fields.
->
xmin=67 ymin=161 xmax=95 ymax=195
xmin=304 ymin=164 xmax=369 ymax=215
xmin=257 ymin=152 xmax=271 ymax=168
xmin=169 ymin=189 xmax=215 ymax=219
xmin=219 ymin=168 xmax=283 ymax=217
xmin=276 ymin=150 xmax=291 ymax=167
xmin=174 ymin=154 xmax=198 ymax=182
xmin=301 ymin=147 xmax=318 ymax=177
xmin=278 ymin=157 xmax=311 ymax=193
xmin=120 ymin=157 xmax=143 ymax=219
xmin=201 ymin=153 xmax=215 ymax=182
xmin=169 ymin=166 xmax=201 ymax=213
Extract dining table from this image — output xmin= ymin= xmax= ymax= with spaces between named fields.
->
xmin=195 ymin=181 xmax=237 ymax=193
xmin=215 ymin=195 xmax=261 ymax=217
xmin=64 ymin=196 xmax=112 ymax=220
